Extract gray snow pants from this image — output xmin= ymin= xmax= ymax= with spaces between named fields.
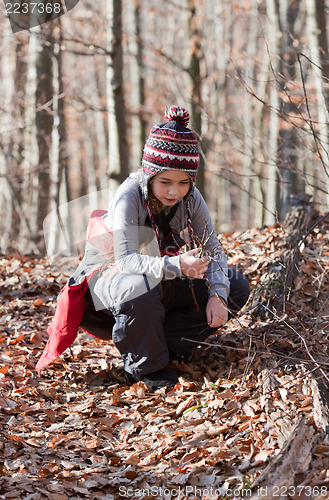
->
xmin=83 ymin=269 xmax=250 ymax=376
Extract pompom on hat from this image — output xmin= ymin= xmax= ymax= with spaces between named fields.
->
xmin=141 ymin=106 xmax=199 ymax=201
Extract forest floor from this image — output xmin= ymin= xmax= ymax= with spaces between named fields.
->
xmin=0 ymin=217 xmax=329 ymax=500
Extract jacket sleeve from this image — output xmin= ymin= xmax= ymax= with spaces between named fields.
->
xmin=188 ymin=189 xmax=230 ymax=302
xmin=108 ymin=180 xmax=182 ymax=281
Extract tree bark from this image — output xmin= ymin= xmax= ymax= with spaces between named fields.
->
xmin=250 ymin=417 xmax=317 ymax=499
xmin=46 ymin=21 xmax=74 ymax=258
xmin=5 ymin=36 xmax=27 ymax=251
xmin=92 ymin=59 xmax=109 ymax=192
xmin=314 ymin=0 xmax=329 ymax=111
xmin=187 ymin=0 xmax=205 ymax=197
xmin=107 ymin=0 xmax=129 ymax=197
xmin=126 ymin=0 xmax=146 ymax=169
xmin=264 ymin=0 xmax=281 ymax=226
xmin=277 ymin=0 xmax=304 ymax=220
xmin=305 ymin=0 xmax=329 ymax=205
xmin=35 ymin=27 xmax=54 ymax=252
xmin=240 ymin=0 xmax=259 ymax=229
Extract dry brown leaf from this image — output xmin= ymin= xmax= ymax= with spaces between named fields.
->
xmin=1 ymin=223 xmax=329 ymax=498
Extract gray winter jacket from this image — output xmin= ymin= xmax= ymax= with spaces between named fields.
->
xmin=106 ymin=172 xmax=230 ymax=302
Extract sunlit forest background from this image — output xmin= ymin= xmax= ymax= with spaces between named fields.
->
xmin=1 ymin=0 xmax=329 ymax=255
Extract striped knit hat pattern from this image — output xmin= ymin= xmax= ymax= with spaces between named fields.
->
xmin=140 ymin=106 xmax=199 ymax=201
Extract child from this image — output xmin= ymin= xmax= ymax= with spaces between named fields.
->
xmin=36 ymin=106 xmax=250 ymax=390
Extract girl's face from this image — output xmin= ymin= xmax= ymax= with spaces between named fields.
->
xmin=150 ymin=170 xmax=191 ymax=206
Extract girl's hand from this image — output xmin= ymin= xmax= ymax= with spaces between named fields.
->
xmin=206 ymin=295 xmax=228 ymax=328
xmin=179 ymin=248 xmax=210 ymax=278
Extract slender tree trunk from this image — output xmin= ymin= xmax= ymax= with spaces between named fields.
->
xmin=277 ymin=0 xmax=303 ymax=220
xmin=85 ymin=129 xmax=99 ymax=209
xmin=35 ymin=28 xmax=54 ymax=251
xmin=214 ymin=0 xmax=234 ymax=230
xmin=305 ymin=0 xmax=329 ymax=205
xmin=92 ymin=60 xmax=108 ymax=191
xmin=127 ymin=0 xmax=146 ymax=169
xmin=57 ymin=24 xmax=70 ymax=209
xmin=6 ymin=38 xmax=28 ymax=251
xmin=265 ymin=0 xmax=281 ymax=225
xmin=187 ymin=0 xmax=205 ymax=197
xmin=314 ymin=0 xmax=329 ymax=111
xmin=240 ymin=0 xmax=259 ymax=229
xmin=1 ymin=27 xmax=16 ymax=252
xmin=107 ymin=0 xmax=129 ymax=197
xmin=22 ymin=31 xmax=39 ymax=247
xmin=47 ymin=22 xmax=73 ymax=257
xmin=135 ymin=2 xmax=146 ymax=154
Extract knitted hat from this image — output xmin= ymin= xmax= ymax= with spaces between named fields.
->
xmin=140 ymin=106 xmax=199 ymax=201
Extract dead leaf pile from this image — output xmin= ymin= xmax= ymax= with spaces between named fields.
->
xmin=0 ymin=217 xmax=329 ymax=499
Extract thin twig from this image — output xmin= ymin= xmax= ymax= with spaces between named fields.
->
xmin=262 ymin=305 xmax=329 ymax=384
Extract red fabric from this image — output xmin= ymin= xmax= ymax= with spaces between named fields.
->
xmin=36 ymin=279 xmax=89 ymax=374
xmin=36 ymin=210 xmax=110 ymax=374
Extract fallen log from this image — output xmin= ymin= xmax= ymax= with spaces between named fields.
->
xmin=302 ymin=366 xmax=329 ymax=434
xmin=249 ymin=194 xmax=314 ymax=319
xmin=249 ymin=417 xmax=318 ymax=499
xmin=250 ymin=359 xmax=329 ymax=498
xmin=259 ymin=367 xmax=297 ymax=447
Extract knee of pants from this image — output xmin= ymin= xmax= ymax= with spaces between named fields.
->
xmin=111 ymin=278 xmax=164 ymax=319
xmin=93 ymin=272 xmax=161 ymax=312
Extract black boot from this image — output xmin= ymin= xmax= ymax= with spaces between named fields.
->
xmin=125 ymin=366 xmax=179 ymax=391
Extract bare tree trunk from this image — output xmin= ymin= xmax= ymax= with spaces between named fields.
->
xmin=57 ymin=24 xmax=70 ymax=209
xmin=305 ymin=0 xmax=329 ymax=205
xmin=3 ymin=34 xmax=29 ymax=252
xmin=92 ymin=60 xmax=108 ymax=191
xmin=135 ymin=2 xmax=146 ymax=155
xmin=0 ymin=27 xmax=16 ymax=252
xmin=47 ymin=22 xmax=73 ymax=257
xmin=126 ymin=0 xmax=146 ymax=169
xmin=22 ymin=31 xmax=40 ymax=249
xmin=264 ymin=0 xmax=281 ymax=226
xmin=85 ymin=128 xmax=98 ymax=200
xmin=213 ymin=0 xmax=234 ymax=231
xmin=314 ymin=0 xmax=329 ymax=110
xmin=35 ymin=28 xmax=54 ymax=252
xmin=240 ymin=0 xmax=258 ymax=229
xmin=187 ymin=0 xmax=205 ymax=197
xmin=107 ymin=0 xmax=129 ymax=197
xmin=277 ymin=0 xmax=304 ymax=220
